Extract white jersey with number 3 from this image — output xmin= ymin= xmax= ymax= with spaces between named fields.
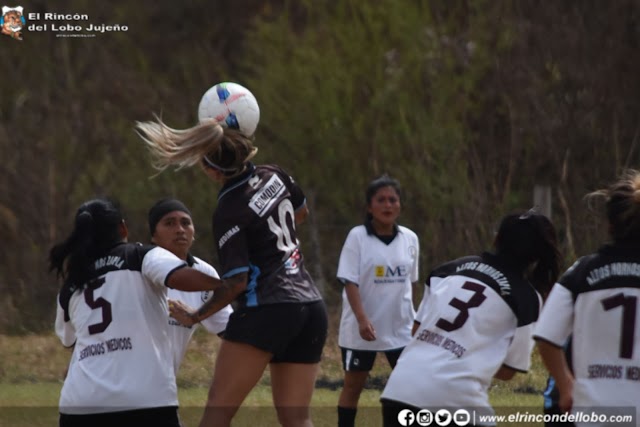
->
xmin=55 ymin=243 xmax=187 ymax=414
xmin=382 ymin=253 xmax=540 ymax=417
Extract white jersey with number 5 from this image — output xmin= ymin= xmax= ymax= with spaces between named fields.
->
xmin=167 ymin=254 xmax=232 ymax=373
xmin=382 ymin=253 xmax=540 ymax=417
xmin=534 ymin=243 xmax=640 ymax=424
xmin=55 ymin=243 xmax=186 ymax=414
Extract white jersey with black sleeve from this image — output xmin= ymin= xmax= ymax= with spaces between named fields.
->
xmin=54 ymin=243 xmax=186 ymax=414
xmin=166 ymin=254 xmax=232 ymax=373
xmin=534 ymin=243 xmax=640 ymax=423
xmin=337 ymin=223 xmax=419 ymax=351
xmin=381 ymin=253 xmax=541 ymax=419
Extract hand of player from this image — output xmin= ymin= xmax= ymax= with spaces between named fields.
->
xmin=358 ymin=318 xmax=376 ymax=341
xmin=557 ymin=378 xmax=574 ymax=413
xmin=169 ymin=299 xmax=198 ymax=327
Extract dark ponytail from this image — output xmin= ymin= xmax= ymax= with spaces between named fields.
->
xmin=49 ymin=199 xmax=124 ymax=293
xmin=494 ymin=210 xmax=561 ymax=297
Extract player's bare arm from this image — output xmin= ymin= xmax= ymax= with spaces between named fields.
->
xmin=493 ymin=365 xmax=517 ymax=381
xmin=170 ymin=272 xmax=248 ymax=327
xmin=344 ymin=282 xmax=376 ymax=341
xmin=536 ymin=340 xmax=574 ymax=412
xmin=167 ymin=266 xmax=223 ymax=292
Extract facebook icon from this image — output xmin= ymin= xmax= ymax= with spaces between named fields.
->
xmin=397 ymin=409 xmax=416 ymax=426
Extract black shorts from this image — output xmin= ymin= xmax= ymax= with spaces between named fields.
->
xmin=224 ymin=300 xmax=328 ymax=364
xmin=60 ymin=406 xmax=180 ymax=427
xmin=341 ymin=347 xmax=404 ymax=371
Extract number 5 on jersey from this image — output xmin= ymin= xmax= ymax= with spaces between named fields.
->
xmin=83 ymin=276 xmax=112 ymax=334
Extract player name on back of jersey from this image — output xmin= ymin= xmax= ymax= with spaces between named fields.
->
xmin=94 ymin=255 xmax=125 ymax=270
xmin=248 ymin=174 xmax=285 ymax=217
xmin=78 ymin=337 xmax=132 ymax=361
xmin=586 ymin=262 xmax=640 ymax=286
xmin=456 ymin=261 xmax=511 ymax=295
xmin=588 ymin=363 xmax=640 ymax=381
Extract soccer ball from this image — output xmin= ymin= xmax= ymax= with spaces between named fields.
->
xmin=198 ymin=82 xmax=260 ymax=137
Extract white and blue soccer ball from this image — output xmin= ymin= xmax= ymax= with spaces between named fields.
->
xmin=198 ymin=82 xmax=260 ymax=137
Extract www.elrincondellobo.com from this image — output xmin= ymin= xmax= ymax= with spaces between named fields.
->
xmin=395 ymin=407 xmax=636 ymax=426
xmin=478 ymin=411 xmax=634 ymax=425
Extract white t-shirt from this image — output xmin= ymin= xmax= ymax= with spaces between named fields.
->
xmin=534 ymin=244 xmax=640 ymax=426
xmin=167 ymin=255 xmax=232 ymax=373
xmin=337 ymin=224 xmax=419 ymax=351
xmin=381 ymin=253 xmax=540 ymax=422
xmin=55 ymin=244 xmax=185 ymax=414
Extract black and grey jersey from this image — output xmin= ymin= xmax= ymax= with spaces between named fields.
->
xmin=534 ymin=243 xmax=640 ymax=413
xmin=213 ymin=163 xmax=322 ymax=308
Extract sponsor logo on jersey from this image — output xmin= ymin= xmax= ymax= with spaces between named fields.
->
xmin=248 ymin=174 xmax=285 ymax=217
xmin=218 ymin=225 xmax=240 ymax=249
xmin=374 ymin=265 xmax=408 ymax=284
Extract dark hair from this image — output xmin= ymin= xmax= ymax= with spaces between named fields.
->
xmin=587 ymin=169 xmax=640 ymax=244
xmin=365 ymin=174 xmax=401 ymax=222
xmin=494 ymin=209 xmax=561 ymax=296
xmin=148 ymin=198 xmax=191 ymax=235
xmin=49 ymin=198 xmax=124 ymax=292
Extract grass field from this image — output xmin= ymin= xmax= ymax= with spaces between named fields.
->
xmin=0 ymin=331 xmax=549 ymax=426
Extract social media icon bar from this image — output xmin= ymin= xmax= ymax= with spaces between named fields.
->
xmin=396 ymin=408 xmax=472 ymax=426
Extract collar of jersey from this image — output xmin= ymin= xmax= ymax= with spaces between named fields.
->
xmin=218 ymin=162 xmax=257 ymax=201
xmin=364 ymin=219 xmax=400 ymax=243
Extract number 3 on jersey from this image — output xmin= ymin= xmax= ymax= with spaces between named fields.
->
xmin=267 ymin=199 xmax=297 ymax=260
xmin=436 ymin=281 xmax=487 ymax=332
xmin=83 ymin=276 xmax=112 ymax=334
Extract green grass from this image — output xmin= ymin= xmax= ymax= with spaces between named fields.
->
xmin=0 ymin=332 xmax=548 ymax=426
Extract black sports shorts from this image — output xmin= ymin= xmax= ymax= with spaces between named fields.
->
xmin=60 ymin=406 xmax=180 ymax=427
xmin=340 ymin=347 xmax=405 ymax=371
xmin=223 ymin=300 xmax=328 ymax=363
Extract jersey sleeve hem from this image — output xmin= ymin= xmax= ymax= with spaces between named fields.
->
xmin=502 ymin=363 xmax=528 ymax=374
xmin=222 ymin=266 xmax=250 ymax=279
xmin=62 ymin=340 xmax=76 ymax=349
xmin=533 ymin=335 xmax=564 ymax=348
xmin=164 ymin=264 xmax=188 ymax=288
xmin=338 ymin=277 xmax=359 ymax=287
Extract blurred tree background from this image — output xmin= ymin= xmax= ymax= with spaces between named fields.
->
xmin=1 ymin=0 xmax=639 ymax=333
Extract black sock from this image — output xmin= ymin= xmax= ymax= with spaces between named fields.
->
xmin=337 ymin=406 xmax=357 ymax=427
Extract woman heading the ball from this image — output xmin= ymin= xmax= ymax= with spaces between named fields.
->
xmin=135 ymin=110 xmax=328 ymax=427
